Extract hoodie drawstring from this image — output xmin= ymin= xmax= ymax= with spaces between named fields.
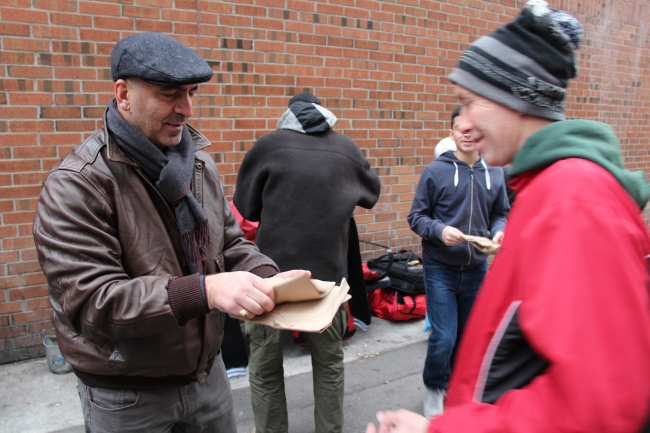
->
xmin=453 ymin=162 xmax=459 ymax=189
xmin=480 ymin=159 xmax=491 ymax=190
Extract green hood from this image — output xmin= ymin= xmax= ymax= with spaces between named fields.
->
xmin=510 ymin=120 xmax=650 ymax=210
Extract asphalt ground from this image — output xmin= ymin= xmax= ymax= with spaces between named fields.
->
xmin=0 ymin=317 xmax=429 ymax=433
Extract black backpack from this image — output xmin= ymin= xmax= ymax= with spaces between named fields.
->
xmin=367 ymin=250 xmax=425 ymax=295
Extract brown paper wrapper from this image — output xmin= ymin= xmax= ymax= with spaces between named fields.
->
xmin=463 ymin=235 xmax=501 ymax=255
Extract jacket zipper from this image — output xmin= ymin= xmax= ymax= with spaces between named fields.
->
xmin=136 ymin=162 xmax=213 ymax=384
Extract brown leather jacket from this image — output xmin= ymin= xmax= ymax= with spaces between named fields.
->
xmin=33 ymin=117 xmax=278 ymax=389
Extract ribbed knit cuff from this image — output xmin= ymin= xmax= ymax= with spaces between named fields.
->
xmin=168 ymin=274 xmax=210 ymax=326
xmin=249 ymin=265 xmax=278 ymax=279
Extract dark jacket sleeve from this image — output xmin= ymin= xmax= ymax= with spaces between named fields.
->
xmin=233 ymin=142 xmax=265 ymax=222
xmin=407 ymin=166 xmax=446 ymax=242
xmin=221 ymin=194 xmax=277 ymax=274
xmin=356 ymin=156 xmax=381 ymax=209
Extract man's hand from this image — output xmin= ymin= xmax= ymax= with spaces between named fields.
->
xmin=204 ymin=272 xmax=275 ymax=318
xmin=492 ymin=231 xmax=505 ymax=245
xmin=365 ymin=410 xmax=430 ymax=433
xmin=442 ymin=226 xmax=465 ymax=246
xmin=274 ymin=269 xmax=312 ymax=279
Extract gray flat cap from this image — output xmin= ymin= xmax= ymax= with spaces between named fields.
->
xmin=111 ymin=32 xmax=213 ymax=86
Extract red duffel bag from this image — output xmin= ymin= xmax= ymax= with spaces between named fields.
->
xmin=368 ymin=287 xmax=426 ymax=321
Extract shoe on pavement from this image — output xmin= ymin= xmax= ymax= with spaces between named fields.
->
xmin=226 ymin=366 xmax=247 ymax=379
xmin=423 ymin=387 xmax=445 ymax=418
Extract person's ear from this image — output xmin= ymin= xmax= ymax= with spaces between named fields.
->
xmin=114 ymin=79 xmax=130 ymax=112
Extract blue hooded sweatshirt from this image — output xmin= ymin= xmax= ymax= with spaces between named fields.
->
xmin=408 ymin=151 xmax=510 ymax=270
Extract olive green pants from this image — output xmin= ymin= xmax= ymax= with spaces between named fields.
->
xmin=245 ymin=305 xmax=347 ymax=433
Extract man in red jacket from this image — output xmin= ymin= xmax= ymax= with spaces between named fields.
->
xmin=367 ymin=1 xmax=650 ymax=432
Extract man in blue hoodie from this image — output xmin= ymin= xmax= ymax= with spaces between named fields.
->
xmin=407 ymin=106 xmax=509 ymax=418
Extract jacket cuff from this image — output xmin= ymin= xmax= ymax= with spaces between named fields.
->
xmin=168 ymin=274 xmax=210 ymax=326
xmin=249 ymin=265 xmax=278 ymax=278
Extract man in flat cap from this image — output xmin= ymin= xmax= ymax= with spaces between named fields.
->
xmin=33 ymin=32 xmax=305 ymax=432
xmin=367 ymin=1 xmax=650 ymax=432
xmin=234 ymin=92 xmax=381 ymax=433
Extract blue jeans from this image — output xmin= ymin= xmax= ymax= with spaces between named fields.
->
xmin=422 ymin=259 xmax=488 ymax=390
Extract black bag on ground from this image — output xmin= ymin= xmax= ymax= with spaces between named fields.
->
xmin=367 ymin=250 xmax=425 ymax=295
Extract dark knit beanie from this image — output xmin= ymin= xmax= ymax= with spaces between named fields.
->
xmin=448 ymin=0 xmax=582 ymax=121
xmin=289 ymin=92 xmax=321 ymax=106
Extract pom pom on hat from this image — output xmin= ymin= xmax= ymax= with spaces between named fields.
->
xmin=448 ymin=0 xmax=583 ymax=121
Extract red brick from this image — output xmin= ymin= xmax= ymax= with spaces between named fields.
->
xmin=161 ymin=8 xmax=197 ymax=22
xmin=25 ymin=297 xmax=50 ymax=310
xmin=8 ymin=121 xmax=55 ymax=133
xmin=27 ymin=320 xmax=54 ymax=334
xmin=50 ymin=12 xmax=93 ymax=27
xmin=0 ymin=301 xmax=22 ymax=314
xmin=2 ymin=37 xmax=50 ymax=52
xmin=0 ymin=21 xmax=31 ymax=36
xmin=0 ymin=133 xmax=38 ymax=146
xmin=33 ymin=25 xmax=80 ymax=40
xmin=8 ymin=92 xmax=54 ymax=105
xmin=82 ymin=107 xmax=105 ymax=118
xmin=0 ymin=250 xmax=19 ymax=264
xmin=56 ymin=119 xmax=96 ymax=131
xmin=0 ymin=326 xmax=26 ymax=339
xmin=17 ymin=223 xmax=34 ymax=237
xmin=124 ymin=6 xmax=161 ymax=19
xmin=54 ymin=67 xmax=97 ymax=80
xmin=40 ymin=107 xmax=82 ymax=119
xmin=0 ymin=159 xmax=41 ymax=173
xmin=0 ymin=225 xmax=16 ymax=240
xmin=12 ymin=145 xmax=58 ymax=159
xmin=15 ymin=198 xmax=38 ymax=212
xmin=135 ymin=19 xmax=173 ymax=32
xmin=3 ymin=235 xmax=36 ymax=249
xmin=0 ymin=51 xmax=34 ymax=64
xmin=79 ymin=1 xmax=122 ymax=16
xmin=51 ymin=41 xmax=94 ymax=55
xmin=21 ymin=273 xmax=47 ymax=286
xmin=94 ymin=16 xmax=134 ymax=30
xmin=8 ymin=286 xmax=48 ymax=304
xmin=4 ymin=211 xmax=37 ymax=225
xmin=1 ymin=7 xmax=48 ymax=23
xmin=39 ymin=53 xmax=82 ymax=67
xmin=13 ymin=333 xmax=48 ymax=348
xmin=236 ymin=5 xmax=267 ymax=16
xmin=33 ymin=0 xmax=78 ymax=12
xmin=79 ymin=28 xmax=121 ymax=42
xmin=0 ymin=275 xmax=22 ymax=290
xmin=7 ymin=66 xmax=53 ymax=79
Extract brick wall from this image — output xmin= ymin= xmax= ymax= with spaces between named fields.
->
xmin=1 ymin=0 xmax=648 ymax=363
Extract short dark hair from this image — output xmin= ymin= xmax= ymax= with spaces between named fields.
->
xmin=451 ymin=106 xmax=461 ymax=129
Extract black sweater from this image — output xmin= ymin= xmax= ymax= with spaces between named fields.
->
xmin=234 ymin=128 xmax=380 ymax=281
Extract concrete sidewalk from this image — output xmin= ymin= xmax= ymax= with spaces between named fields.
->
xmin=0 ymin=317 xmax=429 ymax=433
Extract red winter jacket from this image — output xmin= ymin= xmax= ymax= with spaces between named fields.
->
xmin=430 ymin=159 xmax=650 ymax=432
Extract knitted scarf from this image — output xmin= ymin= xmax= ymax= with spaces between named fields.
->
xmin=106 ymin=99 xmax=210 ymax=274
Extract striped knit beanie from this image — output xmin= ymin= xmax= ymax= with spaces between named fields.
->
xmin=448 ymin=0 xmax=583 ymax=121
